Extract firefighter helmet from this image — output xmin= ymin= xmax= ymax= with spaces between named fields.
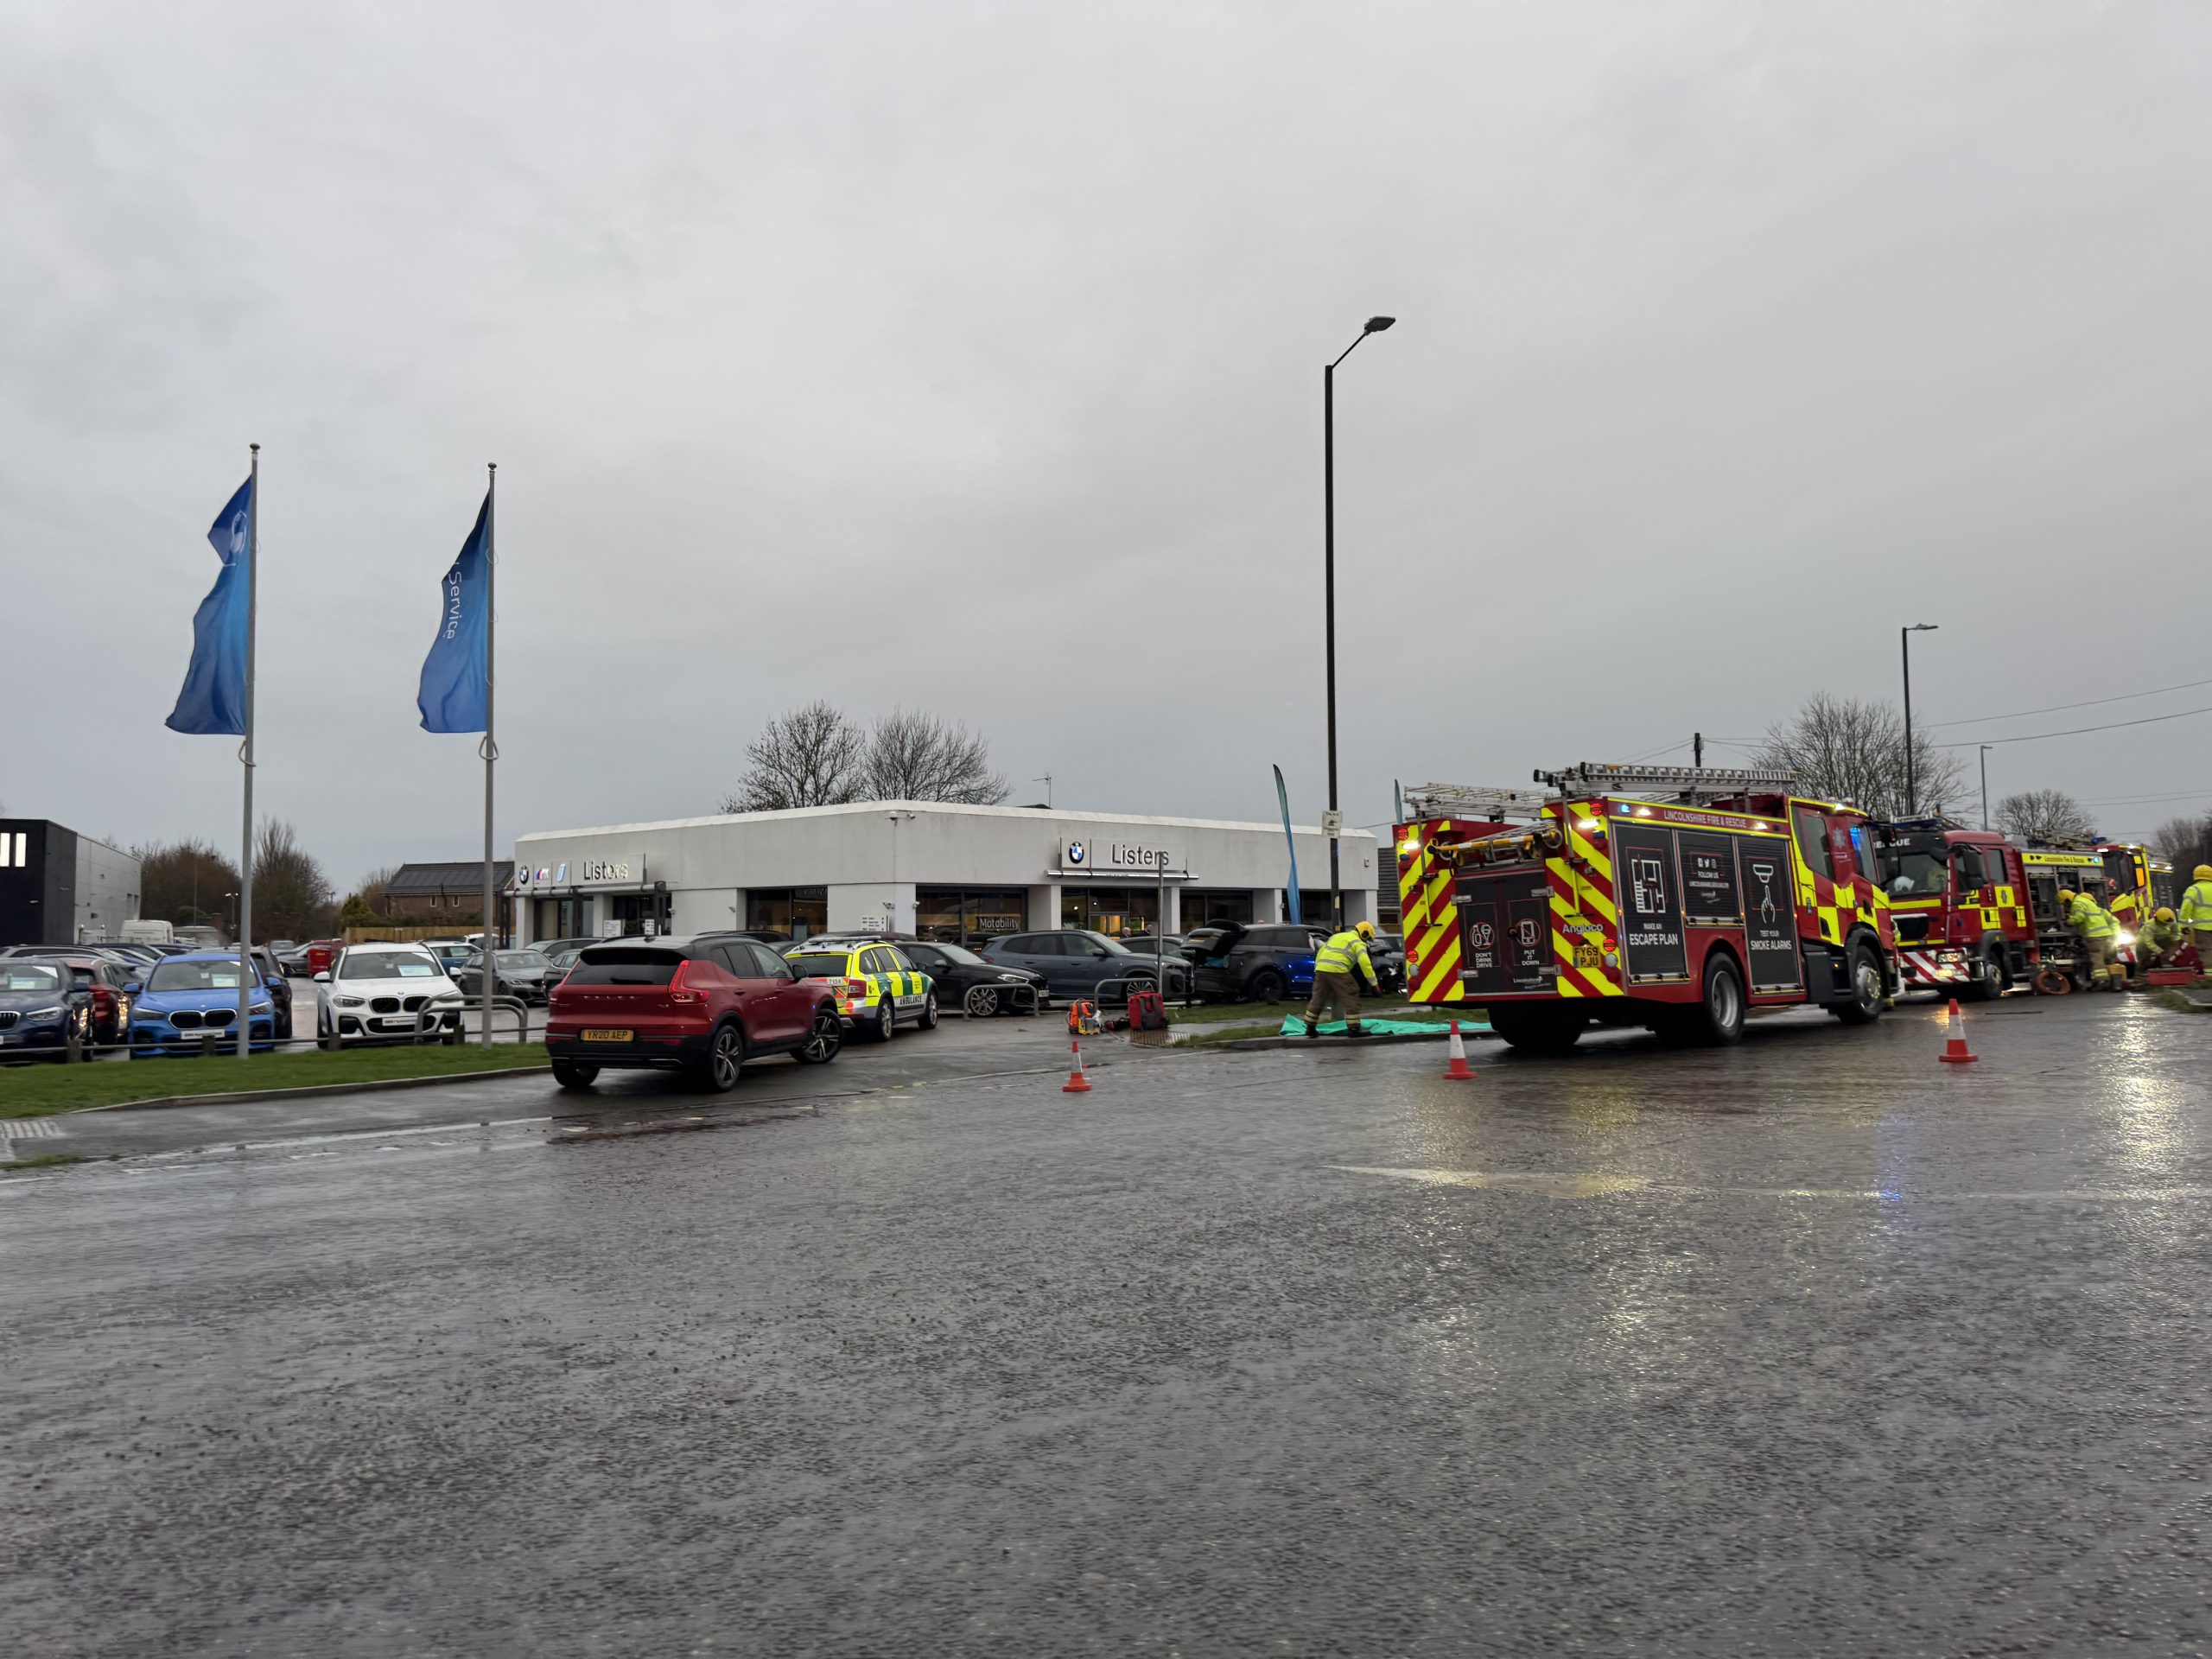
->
xmin=1355 ymin=920 xmax=1376 ymax=940
xmin=2157 ymin=906 xmax=2177 ymax=922
xmin=2057 ymin=888 xmax=2076 ymax=905
xmin=2197 ymin=865 xmax=2212 ymax=881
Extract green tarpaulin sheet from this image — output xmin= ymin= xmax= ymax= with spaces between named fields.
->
xmin=1278 ymin=1016 xmax=1490 ymax=1037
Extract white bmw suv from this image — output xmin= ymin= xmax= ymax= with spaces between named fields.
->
xmin=315 ymin=944 xmax=469 ymax=1045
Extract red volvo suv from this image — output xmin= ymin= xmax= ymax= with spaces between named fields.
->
xmin=546 ymin=937 xmax=843 ymax=1092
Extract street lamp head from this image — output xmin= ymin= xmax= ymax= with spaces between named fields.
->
xmin=1363 ymin=315 xmax=1396 ymax=333
xmin=1908 ymin=622 xmax=1938 ymax=632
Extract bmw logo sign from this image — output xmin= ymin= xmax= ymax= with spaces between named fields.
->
xmin=1065 ymin=839 xmax=1087 ymax=866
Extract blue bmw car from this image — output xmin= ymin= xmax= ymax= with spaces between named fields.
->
xmin=128 ymin=951 xmax=278 ymax=1058
xmin=0 ymin=959 xmax=94 ymax=1061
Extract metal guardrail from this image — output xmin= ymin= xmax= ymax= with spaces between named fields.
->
xmin=1 ymin=995 xmax=536 ymax=1065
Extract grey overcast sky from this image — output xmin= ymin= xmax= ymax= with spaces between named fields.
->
xmin=6 ymin=1 xmax=2210 ymax=884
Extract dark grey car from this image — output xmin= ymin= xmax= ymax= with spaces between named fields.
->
xmin=979 ymin=930 xmax=1187 ymax=1003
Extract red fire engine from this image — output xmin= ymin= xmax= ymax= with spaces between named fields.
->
xmin=1871 ymin=817 xmax=2037 ymax=999
xmin=1395 ymin=765 xmax=1901 ymax=1054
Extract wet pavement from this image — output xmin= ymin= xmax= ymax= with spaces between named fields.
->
xmin=6 ymin=994 xmax=2212 ymax=1656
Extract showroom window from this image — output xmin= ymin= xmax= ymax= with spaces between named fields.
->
xmin=747 ymin=887 xmax=829 ymax=940
xmin=1060 ymin=887 xmax=1159 ymax=938
xmin=1179 ymin=889 xmax=1253 ymax=929
xmin=915 ymin=887 xmax=1028 ymax=947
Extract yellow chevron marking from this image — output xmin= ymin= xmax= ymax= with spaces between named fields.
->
xmin=1416 ymin=951 xmax=1459 ymax=1001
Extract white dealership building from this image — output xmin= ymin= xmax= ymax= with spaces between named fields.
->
xmin=510 ymin=801 xmax=1380 ymax=948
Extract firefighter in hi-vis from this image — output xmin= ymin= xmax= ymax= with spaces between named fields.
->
xmin=2184 ymin=865 xmax=2212 ymax=978
xmin=2138 ymin=906 xmax=2185 ymax=972
xmin=1305 ymin=920 xmax=1381 ymax=1039
xmin=2060 ymin=887 xmax=2123 ymax=989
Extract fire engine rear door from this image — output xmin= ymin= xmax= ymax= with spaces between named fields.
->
xmin=1612 ymin=823 xmax=1688 ymax=984
xmin=1456 ymin=872 xmax=1553 ymax=995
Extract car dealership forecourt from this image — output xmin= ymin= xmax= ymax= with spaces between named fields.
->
xmin=512 ymin=801 xmax=1381 ymax=949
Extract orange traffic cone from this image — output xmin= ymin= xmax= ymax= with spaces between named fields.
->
xmin=1442 ymin=1019 xmax=1477 ymax=1081
xmin=1938 ymin=997 xmax=1979 ymax=1065
xmin=1061 ymin=1035 xmax=1092 ymax=1093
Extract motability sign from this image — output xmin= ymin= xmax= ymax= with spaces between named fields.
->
xmin=417 ymin=491 xmax=491 ymax=733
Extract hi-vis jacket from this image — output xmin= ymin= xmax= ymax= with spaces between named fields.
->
xmin=2183 ymin=880 xmax=2212 ymax=928
xmin=1316 ymin=930 xmax=1379 ymax=987
xmin=2067 ymin=893 xmax=2118 ymax=940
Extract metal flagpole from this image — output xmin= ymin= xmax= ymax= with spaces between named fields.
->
xmin=234 ymin=444 xmax=259 ymax=1057
xmin=480 ymin=462 xmax=498 ymax=1047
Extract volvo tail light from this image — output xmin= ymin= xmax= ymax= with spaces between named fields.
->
xmin=669 ymin=961 xmax=703 ymax=1006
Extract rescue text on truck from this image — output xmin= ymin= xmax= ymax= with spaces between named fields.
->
xmin=1395 ymin=765 xmax=1902 ymax=1055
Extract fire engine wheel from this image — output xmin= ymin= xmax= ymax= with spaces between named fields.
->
xmin=1965 ymin=944 xmax=2007 ymax=1002
xmin=1831 ymin=940 xmax=1885 ymax=1026
xmin=1687 ymin=954 xmax=1745 ymax=1046
xmin=1489 ymin=1006 xmax=1586 ymax=1056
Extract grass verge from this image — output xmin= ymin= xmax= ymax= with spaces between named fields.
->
xmin=0 ymin=1043 xmax=550 ymax=1118
xmin=1 ymin=1153 xmax=91 ymax=1172
xmin=2154 ymin=989 xmax=2212 ymax=1014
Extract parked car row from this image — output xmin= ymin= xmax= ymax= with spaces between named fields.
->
xmin=0 ymin=942 xmax=297 ymax=1059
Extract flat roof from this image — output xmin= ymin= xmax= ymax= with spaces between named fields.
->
xmin=517 ymin=798 xmax=1376 ymax=843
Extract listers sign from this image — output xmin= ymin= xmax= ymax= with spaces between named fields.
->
xmin=1062 ymin=838 xmax=1179 ymax=873
xmin=576 ymin=859 xmax=632 ymax=883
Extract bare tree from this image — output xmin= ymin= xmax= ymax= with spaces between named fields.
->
xmin=2152 ymin=812 xmax=2212 ymax=874
xmin=863 ymin=709 xmax=1009 ymax=804
xmin=133 ymin=838 xmax=242 ymax=929
xmin=354 ymin=865 xmax=398 ymax=914
xmin=1995 ymin=789 xmax=2095 ymax=845
xmin=1751 ymin=693 xmax=1964 ymax=817
xmin=722 ymin=700 xmax=868 ymax=812
xmin=251 ymin=819 xmax=335 ymax=943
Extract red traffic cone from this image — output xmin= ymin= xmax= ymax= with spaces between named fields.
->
xmin=1442 ymin=1019 xmax=1477 ymax=1081
xmin=1938 ymin=997 xmax=1979 ymax=1065
xmin=1061 ymin=1035 xmax=1092 ymax=1093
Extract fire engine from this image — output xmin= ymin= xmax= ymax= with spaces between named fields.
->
xmin=2017 ymin=839 xmax=2164 ymax=988
xmin=1395 ymin=765 xmax=1900 ymax=1054
xmin=1871 ymin=817 xmax=2036 ymax=999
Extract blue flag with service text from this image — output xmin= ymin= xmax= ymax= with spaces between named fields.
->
xmin=417 ymin=492 xmax=491 ymax=733
xmin=165 ymin=476 xmax=254 ymax=736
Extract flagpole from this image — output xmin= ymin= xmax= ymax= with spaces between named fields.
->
xmin=236 ymin=442 xmax=259 ymax=1058
xmin=480 ymin=461 xmax=497 ymax=1047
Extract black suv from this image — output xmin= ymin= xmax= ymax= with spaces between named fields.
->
xmin=1187 ymin=923 xmax=1326 ymax=1003
xmin=980 ymin=930 xmax=1188 ymax=1003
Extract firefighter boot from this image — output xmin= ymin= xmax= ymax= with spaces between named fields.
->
xmin=1302 ymin=1020 xmax=1320 ymax=1039
xmin=1345 ymin=1021 xmax=1367 ymax=1040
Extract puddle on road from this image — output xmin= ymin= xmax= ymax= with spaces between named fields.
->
xmin=1334 ymin=1166 xmax=2212 ymax=1204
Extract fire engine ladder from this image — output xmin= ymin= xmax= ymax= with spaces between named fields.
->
xmin=1534 ymin=761 xmax=1797 ymax=804
xmin=1402 ymin=783 xmax=1552 ymax=822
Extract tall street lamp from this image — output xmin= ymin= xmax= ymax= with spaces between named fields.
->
xmin=1979 ymin=744 xmax=1994 ymax=831
xmin=1901 ymin=623 xmax=1937 ymax=814
xmin=1324 ymin=315 xmax=1395 ymax=931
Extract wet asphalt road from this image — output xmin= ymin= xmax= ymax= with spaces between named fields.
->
xmin=7 ymin=994 xmax=2212 ymax=1656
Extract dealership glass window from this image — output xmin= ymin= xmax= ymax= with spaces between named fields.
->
xmin=1060 ymin=886 xmax=1158 ymax=938
xmin=608 ymin=890 xmax=673 ymax=937
xmin=747 ymin=887 xmax=829 ymax=940
xmin=533 ymin=896 xmax=593 ymax=939
xmin=1294 ymin=890 xmax=1333 ymax=924
xmin=1179 ymin=889 xmax=1253 ymax=929
xmin=915 ymin=887 xmax=1028 ymax=947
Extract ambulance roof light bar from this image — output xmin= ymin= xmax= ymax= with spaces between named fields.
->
xmin=1534 ymin=761 xmax=1798 ymax=796
xmin=1401 ymin=783 xmax=1553 ymax=821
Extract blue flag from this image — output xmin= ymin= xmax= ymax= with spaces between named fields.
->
xmin=417 ymin=492 xmax=492 ymax=733
xmin=166 ymin=477 xmax=254 ymax=736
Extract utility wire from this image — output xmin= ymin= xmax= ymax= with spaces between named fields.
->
xmin=1936 ymin=702 xmax=2212 ymax=747
xmin=1923 ymin=676 xmax=2212 ymax=730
